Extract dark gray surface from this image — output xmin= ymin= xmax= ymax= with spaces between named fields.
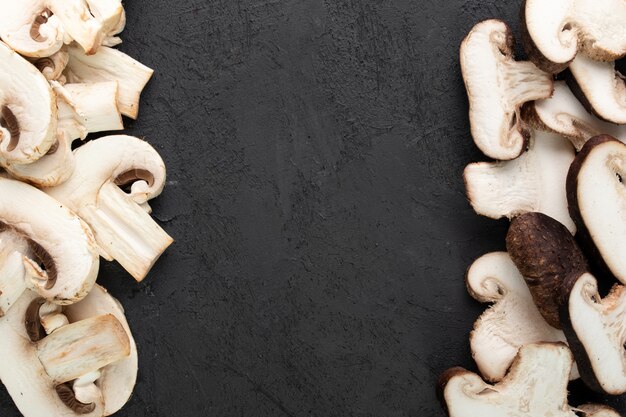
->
xmin=1 ymin=0 xmax=624 ymax=416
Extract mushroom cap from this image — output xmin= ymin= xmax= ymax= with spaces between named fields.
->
xmin=460 ymin=19 xmax=553 ymax=160
xmin=0 ymin=40 xmax=56 ymax=164
xmin=0 ymin=177 xmax=99 ymax=304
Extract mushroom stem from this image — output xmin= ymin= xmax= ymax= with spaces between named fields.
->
xmin=504 ymin=60 xmax=553 ymax=107
xmin=36 ymin=314 xmax=130 ymax=384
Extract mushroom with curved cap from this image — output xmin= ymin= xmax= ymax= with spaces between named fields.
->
xmin=559 ymin=272 xmax=626 ymax=394
xmin=464 ymin=130 xmax=575 ymax=232
xmin=521 ymin=0 xmax=626 ymax=73
xmin=0 ymin=177 xmax=99 ymax=305
xmin=65 ymin=44 xmax=153 ymax=119
xmin=0 ymin=40 xmax=56 ymax=165
xmin=46 ymin=135 xmax=172 ymax=281
xmin=523 ymin=81 xmax=626 ymax=151
xmin=0 ymin=228 xmax=32 ymax=316
xmin=32 ymin=47 xmax=69 ymax=82
xmin=567 ymin=135 xmax=626 ymax=283
xmin=467 ymin=252 xmax=577 ymax=382
xmin=506 ymin=212 xmax=588 ymax=328
xmin=460 ymin=19 xmax=553 ymax=160
xmin=438 ymin=343 xmax=613 ymax=417
xmin=0 ymin=288 xmax=133 ymax=416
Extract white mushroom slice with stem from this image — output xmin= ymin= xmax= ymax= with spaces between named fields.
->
xmin=467 ymin=252 xmax=577 ymax=382
xmin=0 ymin=177 xmax=99 ymax=305
xmin=438 ymin=343 xmax=616 ymax=417
xmin=0 ymin=228 xmax=32 ymax=316
xmin=567 ymin=54 xmax=626 ymax=124
xmin=32 ymin=47 xmax=69 ymax=83
xmin=0 ymin=40 xmax=56 ymax=165
xmin=6 ymin=81 xmax=123 ymax=187
xmin=460 ymin=19 xmax=553 ymax=160
xmin=0 ymin=289 xmax=131 ymax=417
xmin=560 ymin=272 xmax=626 ymax=394
xmin=524 ymin=81 xmax=626 ymax=151
xmin=65 ymin=44 xmax=153 ymax=119
xmin=521 ymin=0 xmax=626 ymax=73
xmin=46 ymin=135 xmax=173 ymax=281
xmin=464 ymin=130 xmax=575 ymax=233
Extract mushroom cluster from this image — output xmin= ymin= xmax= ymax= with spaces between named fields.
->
xmin=0 ymin=2 xmax=171 ymax=416
xmin=440 ymin=2 xmax=626 ymax=415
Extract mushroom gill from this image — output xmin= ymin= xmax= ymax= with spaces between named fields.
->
xmin=0 ymin=106 xmax=20 ymax=152
xmin=55 ymin=382 xmax=96 ymax=414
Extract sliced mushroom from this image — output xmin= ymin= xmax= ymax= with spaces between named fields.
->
xmin=523 ymin=81 xmax=626 ymax=151
xmin=0 ymin=40 xmax=56 ymax=164
xmin=460 ymin=19 xmax=553 ymax=160
xmin=560 ymin=272 xmax=626 ymax=394
xmin=0 ymin=177 xmax=99 ymax=304
xmin=464 ymin=130 xmax=575 ymax=232
xmin=0 ymin=289 xmax=132 ymax=416
xmin=46 ymin=135 xmax=172 ymax=281
xmin=567 ymin=135 xmax=626 ymax=283
xmin=438 ymin=343 xmax=602 ymax=417
xmin=32 ymin=46 xmax=69 ymax=82
xmin=506 ymin=212 xmax=588 ymax=328
xmin=521 ymin=0 xmax=626 ymax=73
xmin=467 ymin=252 xmax=577 ymax=382
xmin=0 ymin=229 xmax=32 ymax=316
xmin=65 ymin=44 xmax=153 ymax=119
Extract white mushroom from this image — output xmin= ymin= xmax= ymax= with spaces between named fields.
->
xmin=0 ymin=177 xmax=99 ymax=305
xmin=32 ymin=47 xmax=69 ymax=82
xmin=460 ymin=19 xmax=553 ymax=160
xmin=65 ymin=44 xmax=153 ymax=119
xmin=464 ymin=130 xmax=575 ymax=233
xmin=46 ymin=135 xmax=173 ymax=281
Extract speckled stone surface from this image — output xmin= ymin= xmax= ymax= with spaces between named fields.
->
xmin=1 ymin=0 xmax=624 ymax=416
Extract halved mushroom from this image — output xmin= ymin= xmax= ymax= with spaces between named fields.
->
xmin=567 ymin=54 xmax=626 ymax=124
xmin=0 ymin=177 xmax=99 ymax=306
xmin=567 ymin=135 xmax=626 ymax=283
xmin=0 ymin=288 xmax=132 ymax=416
xmin=467 ymin=252 xmax=577 ymax=382
xmin=65 ymin=44 xmax=153 ymax=119
xmin=32 ymin=46 xmax=69 ymax=83
xmin=464 ymin=130 xmax=575 ymax=232
xmin=560 ymin=272 xmax=626 ymax=394
xmin=438 ymin=343 xmax=608 ymax=417
xmin=0 ymin=228 xmax=32 ymax=316
xmin=506 ymin=212 xmax=588 ymax=328
xmin=46 ymin=135 xmax=172 ymax=281
xmin=523 ymin=81 xmax=626 ymax=151
xmin=0 ymin=40 xmax=56 ymax=165
xmin=521 ymin=0 xmax=626 ymax=73
xmin=460 ymin=19 xmax=553 ymax=160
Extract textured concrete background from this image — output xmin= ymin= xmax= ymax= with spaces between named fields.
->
xmin=2 ymin=0 xmax=625 ymax=416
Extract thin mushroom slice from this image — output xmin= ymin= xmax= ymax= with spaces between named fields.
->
xmin=31 ymin=47 xmax=69 ymax=83
xmin=567 ymin=135 xmax=626 ymax=283
xmin=0 ymin=1 xmax=64 ymax=57
xmin=521 ymin=0 xmax=626 ymax=73
xmin=560 ymin=272 xmax=626 ymax=394
xmin=567 ymin=54 xmax=626 ymax=124
xmin=46 ymin=135 xmax=172 ymax=282
xmin=65 ymin=44 xmax=153 ymax=119
xmin=0 ymin=229 xmax=32 ymax=316
xmin=438 ymin=343 xmax=583 ymax=417
xmin=523 ymin=81 xmax=626 ymax=151
xmin=460 ymin=19 xmax=553 ymax=160
xmin=467 ymin=252 xmax=577 ymax=382
xmin=506 ymin=212 xmax=588 ymax=328
xmin=0 ymin=177 xmax=99 ymax=304
xmin=0 ymin=40 xmax=56 ymax=164
xmin=464 ymin=130 xmax=575 ymax=232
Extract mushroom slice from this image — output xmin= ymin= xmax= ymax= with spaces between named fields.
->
xmin=0 ymin=40 xmax=56 ymax=164
xmin=0 ymin=289 xmax=132 ymax=417
xmin=506 ymin=212 xmax=588 ymax=328
xmin=521 ymin=0 xmax=626 ymax=73
xmin=464 ymin=131 xmax=575 ymax=232
xmin=460 ymin=19 xmax=553 ymax=160
xmin=524 ymin=81 xmax=626 ymax=151
xmin=46 ymin=135 xmax=172 ymax=281
xmin=438 ymin=343 xmax=585 ymax=417
xmin=32 ymin=47 xmax=69 ymax=82
xmin=65 ymin=44 xmax=153 ymax=119
xmin=0 ymin=177 xmax=99 ymax=304
xmin=567 ymin=54 xmax=626 ymax=124
xmin=567 ymin=135 xmax=626 ymax=283
xmin=560 ymin=272 xmax=626 ymax=394
xmin=467 ymin=252 xmax=576 ymax=382
xmin=0 ymin=229 xmax=32 ymax=316
xmin=0 ymin=1 xmax=64 ymax=57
